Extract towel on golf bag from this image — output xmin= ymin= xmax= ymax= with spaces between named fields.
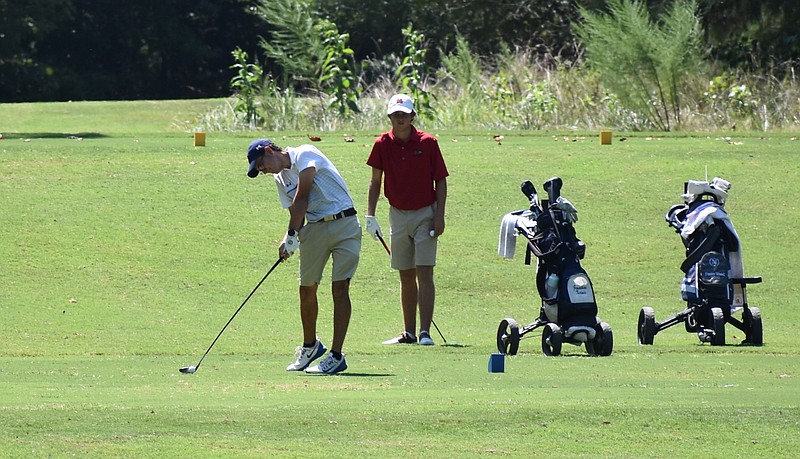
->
xmin=498 ymin=211 xmax=523 ymax=259
xmin=680 ymin=201 xmax=745 ymax=307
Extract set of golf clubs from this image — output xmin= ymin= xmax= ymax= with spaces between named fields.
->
xmin=521 ymin=176 xmax=563 ymax=217
xmin=179 ymin=236 xmax=447 ymax=374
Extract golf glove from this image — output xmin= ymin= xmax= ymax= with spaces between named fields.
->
xmin=365 ymin=216 xmax=383 ymax=240
xmin=282 ymin=230 xmax=300 ymax=257
xmin=555 ymin=197 xmax=578 ymax=223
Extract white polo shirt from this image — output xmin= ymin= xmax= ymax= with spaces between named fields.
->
xmin=273 ymin=145 xmax=354 ymax=222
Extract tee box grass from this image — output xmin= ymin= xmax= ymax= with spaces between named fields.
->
xmin=1 ymin=100 xmax=799 ymax=457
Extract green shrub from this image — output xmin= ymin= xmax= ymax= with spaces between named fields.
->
xmin=229 ymin=48 xmax=264 ymax=129
xmin=320 ymin=29 xmax=362 ymax=117
xmin=575 ymin=0 xmax=704 ymax=131
xmin=396 ymin=25 xmax=435 ymax=121
xmin=253 ymin=0 xmax=331 ymax=91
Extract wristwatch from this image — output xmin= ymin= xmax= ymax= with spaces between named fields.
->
xmin=288 ymin=228 xmax=297 ymax=236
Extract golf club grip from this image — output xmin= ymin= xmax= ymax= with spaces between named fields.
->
xmin=377 ymin=234 xmax=391 ymax=255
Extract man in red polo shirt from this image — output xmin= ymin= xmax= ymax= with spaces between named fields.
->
xmin=365 ymin=94 xmax=449 ymax=346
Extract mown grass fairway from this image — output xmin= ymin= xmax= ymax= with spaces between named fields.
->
xmin=1 ymin=101 xmax=798 ymax=457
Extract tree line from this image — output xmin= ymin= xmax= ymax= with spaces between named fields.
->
xmin=1 ymin=0 xmax=797 ymax=103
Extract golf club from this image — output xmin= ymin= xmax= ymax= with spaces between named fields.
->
xmin=179 ymin=257 xmax=282 ymax=374
xmin=543 ymin=176 xmax=563 ymax=204
xmin=520 ymin=180 xmax=542 ymax=215
xmin=377 ymin=233 xmax=391 ymax=256
xmin=375 ymin=233 xmax=447 ymax=344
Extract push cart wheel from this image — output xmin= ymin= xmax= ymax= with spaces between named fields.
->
xmin=744 ymin=307 xmax=763 ymax=346
xmin=541 ymin=323 xmax=562 ymax=356
xmin=710 ymin=307 xmax=726 ymax=346
xmin=583 ymin=330 xmax=603 ymax=356
xmin=497 ymin=318 xmax=520 ymax=355
xmin=586 ymin=320 xmax=602 ymax=355
xmin=684 ymin=311 xmax=698 ymax=333
xmin=638 ymin=307 xmax=656 ymax=345
xmin=597 ymin=322 xmax=614 ymax=356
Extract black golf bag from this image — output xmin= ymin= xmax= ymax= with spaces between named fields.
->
xmin=497 ymin=177 xmax=613 ymax=357
xmin=638 ymin=177 xmax=763 ymax=346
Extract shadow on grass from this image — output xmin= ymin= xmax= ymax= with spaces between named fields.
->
xmin=338 ymin=372 xmax=396 ymax=377
xmin=511 ymin=351 xmax=599 ymax=358
xmin=2 ymin=132 xmax=108 ymax=140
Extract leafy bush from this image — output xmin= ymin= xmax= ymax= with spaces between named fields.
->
xmin=229 ymin=48 xmax=264 ymax=129
xmin=703 ymin=74 xmax=756 ymax=129
xmin=396 ymin=25 xmax=435 ymax=121
xmin=320 ymin=29 xmax=361 ymax=116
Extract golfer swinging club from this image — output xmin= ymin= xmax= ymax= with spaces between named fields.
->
xmin=247 ymin=138 xmax=361 ymax=374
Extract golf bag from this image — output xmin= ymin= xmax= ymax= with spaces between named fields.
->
xmin=496 ymin=177 xmax=613 ymax=357
xmin=638 ymin=177 xmax=763 ymax=346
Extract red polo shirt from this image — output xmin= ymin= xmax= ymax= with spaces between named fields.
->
xmin=367 ymin=126 xmax=449 ymax=211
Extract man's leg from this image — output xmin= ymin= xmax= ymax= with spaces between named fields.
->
xmin=399 ymin=268 xmax=418 ymax=334
xmin=417 ymin=265 xmax=435 ymax=334
xmin=299 ymin=284 xmax=319 ymax=345
xmin=330 ymin=279 xmax=352 ymax=353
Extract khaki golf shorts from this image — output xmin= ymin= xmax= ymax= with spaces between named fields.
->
xmin=298 ymin=216 xmax=361 ymax=286
xmin=389 ymin=204 xmax=438 ymax=270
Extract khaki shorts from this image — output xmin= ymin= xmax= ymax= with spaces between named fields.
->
xmin=298 ymin=216 xmax=361 ymax=286
xmin=389 ymin=204 xmax=437 ymax=270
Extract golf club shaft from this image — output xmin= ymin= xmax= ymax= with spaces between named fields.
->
xmin=375 ymin=235 xmax=447 ymax=343
xmin=377 ymin=234 xmax=391 ymax=255
xmin=191 ymin=257 xmax=282 ymax=371
xmin=431 ymin=318 xmax=447 ymax=343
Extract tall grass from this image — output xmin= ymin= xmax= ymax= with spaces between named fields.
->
xmin=692 ymin=61 xmax=800 ymax=131
xmin=208 ymin=47 xmax=799 ymax=134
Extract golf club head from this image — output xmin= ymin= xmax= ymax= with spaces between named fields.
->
xmin=520 ymin=180 xmax=536 ymax=200
xmin=543 ymin=176 xmax=563 ymax=204
xmin=179 ymin=366 xmax=197 ymax=374
xmin=520 ymin=180 xmax=541 ymax=212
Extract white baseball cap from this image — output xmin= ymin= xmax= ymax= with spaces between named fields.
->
xmin=387 ymin=94 xmax=414 ymax=115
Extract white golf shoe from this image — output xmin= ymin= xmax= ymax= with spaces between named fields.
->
xmin=306 ymin=352 xmax=347 ymax=375
xmin=286 ymin=339 xmax=326 ymax=371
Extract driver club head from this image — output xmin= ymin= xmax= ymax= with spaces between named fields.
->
xmin=520 ymin=180 xmax=536 ymax=200
xmin=543 ymin=176 xmax=563 ymax=203
xmin=179 ymin=366 xmax=197 ymax=374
